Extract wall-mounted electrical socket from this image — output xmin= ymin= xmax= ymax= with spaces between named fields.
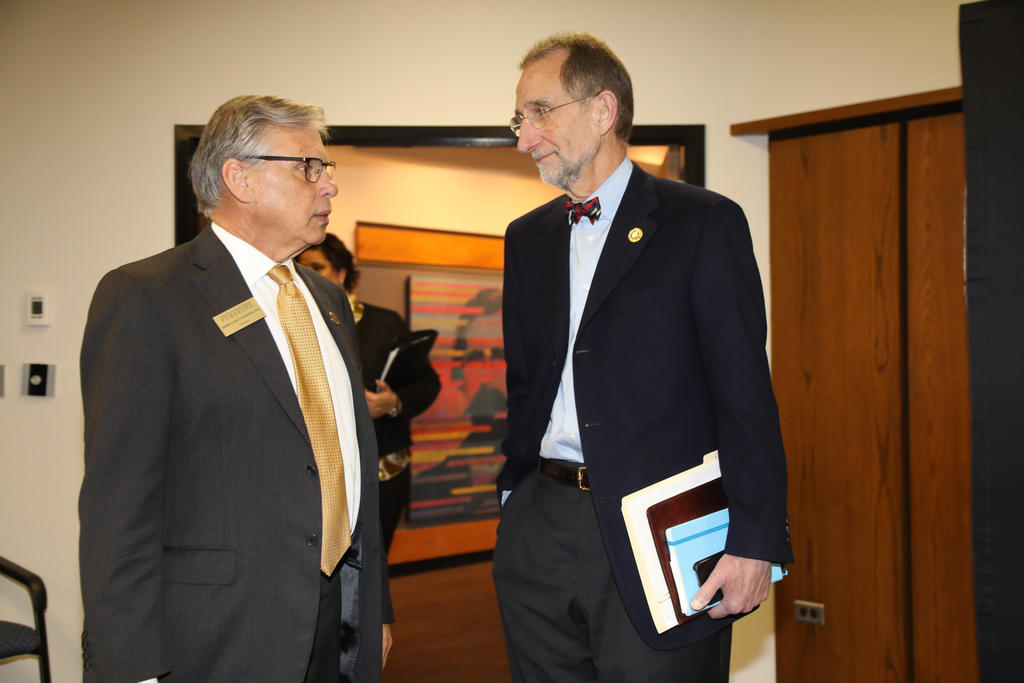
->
xmin=794 ymin=599 xmax=825 ymax=625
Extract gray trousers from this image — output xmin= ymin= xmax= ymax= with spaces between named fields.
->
xmin=493 ymin=468 xmax=731 ymax=683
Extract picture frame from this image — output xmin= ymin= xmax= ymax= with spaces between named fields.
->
xmin=354 ymin=222 xmax=506 ymax=566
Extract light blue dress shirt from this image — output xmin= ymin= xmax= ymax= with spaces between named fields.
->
xmin=539 ymin=157 xmax=633 ymax=465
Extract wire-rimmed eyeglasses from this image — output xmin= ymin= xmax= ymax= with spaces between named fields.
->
xmin=247 ymin=155 xmax=336 ymax=183
xmin=510 ymin=93 xmax=599 ymax=138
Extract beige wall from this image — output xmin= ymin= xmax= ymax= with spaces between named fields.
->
xmin=327 ymin=146 xmax=563 ymax=245
xmin=0 ymin=0 xmax=965 ymax=680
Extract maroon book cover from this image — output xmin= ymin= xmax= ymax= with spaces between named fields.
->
xmin=645 ymin=478 xmax=729 ymax=625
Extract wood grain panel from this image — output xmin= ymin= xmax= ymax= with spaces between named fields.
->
xmin=383 ymin=559 xmax=510 ymax=682
xmin=356 ymin=223 xmax=504 ymax=270
xmin=770 ymin=124 xmax=909 ymax=683
xmin=388 ymin=518 xmax=499 ymax=565
xmin=732 ymin=88 xmax=962 ymax=136
xmin=906 ymin=113 xmax=977 ymax=682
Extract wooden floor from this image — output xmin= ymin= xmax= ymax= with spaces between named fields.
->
xmin=382 ymin=558 xmax=512 ymax=682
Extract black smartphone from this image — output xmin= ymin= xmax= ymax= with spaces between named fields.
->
xmin=693 ymin=550 xmax=725 ymax=606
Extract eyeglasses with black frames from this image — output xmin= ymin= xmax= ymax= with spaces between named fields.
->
xmin=247 ymin=156 xmax=336 ymax=183
xmin=510 ymin=93 xmax=600 ymax=138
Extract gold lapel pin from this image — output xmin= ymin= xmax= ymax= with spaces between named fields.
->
xmin=628 ymin=227 xmax=644 ymax=243
xmin=328 ymin=311 xmax=341 ymax=325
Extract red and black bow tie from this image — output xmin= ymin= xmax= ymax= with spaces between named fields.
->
xmin=565 ymin=197 xmax=601 ymax=227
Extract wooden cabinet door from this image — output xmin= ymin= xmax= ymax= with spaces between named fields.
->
xmin=771 ymin=123 xmax=910 ymax=683
xmin=906 ymin=112 xmax=976 ymax=683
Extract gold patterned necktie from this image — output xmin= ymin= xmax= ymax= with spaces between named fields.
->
xmin=268 ymin=265 xmax=350 ymax=574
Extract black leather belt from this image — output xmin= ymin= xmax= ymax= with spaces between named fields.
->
xmin=539 ymin=459 xmax=590 ymax=491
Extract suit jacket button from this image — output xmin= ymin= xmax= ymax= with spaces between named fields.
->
xmin=306 ymin=533 xmax=318 ymax=547
xmin=307 ymin=464 xmax=318 ymax=477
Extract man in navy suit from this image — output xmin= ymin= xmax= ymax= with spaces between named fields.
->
xmin=79 ymin=95 xmax=391 ymax=682
xmin=493 ymin=34 xmax=793 ymax=681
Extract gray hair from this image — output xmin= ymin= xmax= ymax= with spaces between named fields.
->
xmin=520 ymin=33 xmax=634 ymax=143
xmin=189 ymin=95 xmax=328 ymax=216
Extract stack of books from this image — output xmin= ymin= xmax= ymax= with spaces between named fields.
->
xmin=621 ymin=452 xmax=786 ymax=633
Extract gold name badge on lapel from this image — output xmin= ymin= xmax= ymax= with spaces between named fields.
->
xmin=213 ymin=298 xmax=266 ymax=337
xmin=628 ymin=227 xmax=644 ymax=243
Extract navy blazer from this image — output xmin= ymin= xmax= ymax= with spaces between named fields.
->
xmin=499 ymin=164 xmax=793 ymax=649
xmin=79 ymin=227 xmax=389 ymax=681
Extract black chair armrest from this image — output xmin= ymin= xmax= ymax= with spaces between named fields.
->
xmin=0 ymin=555 xmax=47 ymax=613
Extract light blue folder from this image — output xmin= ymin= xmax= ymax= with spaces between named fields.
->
xmin=666 ymin=508 xmax=786 ymax=616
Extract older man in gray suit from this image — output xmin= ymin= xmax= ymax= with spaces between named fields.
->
xmin=79 ymin=95 xmax=391 ymax=682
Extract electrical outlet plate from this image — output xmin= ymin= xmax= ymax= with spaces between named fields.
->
xmin=794 ymin=599 xmax=825 ymax=625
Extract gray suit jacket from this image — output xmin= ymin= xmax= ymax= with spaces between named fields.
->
xmin=79 ymin=227 xmax=389 ymax=682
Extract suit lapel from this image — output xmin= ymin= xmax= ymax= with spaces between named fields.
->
xmin=187 ymin=228 xmax=309 ymax=442
xmin=578 ymin=165 xmax=659 ymax=334
xmin=535 ymin=201 xmax=572 ymax=357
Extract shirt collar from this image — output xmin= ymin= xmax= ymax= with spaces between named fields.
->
xmin=209 ymin=223 xmax=295 ymax=286
xmin=578 ymin=156 xmax=632 ymax=222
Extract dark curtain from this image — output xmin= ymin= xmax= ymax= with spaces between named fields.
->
xmin=961 ymin=2 xmax=1024 ymax=682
